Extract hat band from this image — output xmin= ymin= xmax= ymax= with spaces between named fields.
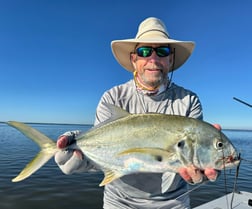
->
xmin=136 ymin=29 xmax=169 ymax=39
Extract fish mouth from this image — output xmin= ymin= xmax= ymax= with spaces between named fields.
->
xmin=218 ymin=153 xmax=241 ymax=169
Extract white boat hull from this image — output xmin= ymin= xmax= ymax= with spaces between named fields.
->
xmin=193 ymin=191 xmax=252 ymax=209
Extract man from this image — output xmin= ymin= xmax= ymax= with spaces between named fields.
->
xmin=55 ymin=17 xmax=219 ymax=208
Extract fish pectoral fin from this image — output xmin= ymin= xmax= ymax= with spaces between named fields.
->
xmin=99 ymin=169 xmax=122 ymax=187
xmin=12 ymin=150 xmax=56 ymax=182
xmin=118 ymin=147 xmax=174 ymax=161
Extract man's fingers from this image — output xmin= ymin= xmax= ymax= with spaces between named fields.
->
xmin=186 ymin=165 xmax=204 ymax=184
xmin=55 ymin=150 xmax=84 ymax=175
xmin=213 ymin=124 xmax=222 ymax=130
xmin=57 ymin=135 xmax=69 ymax=149
xmin=55 ymin=149 xmax=74 ymax=165
xmin=179 ymin=165 xmax=204 ymax=184
xmin=204 ymin=168 xmax=219 ymax=182
xmin=73 ymin=150 xmax=84 ymax=160
xmin=178 ymin=168 xmax=193 ymax=184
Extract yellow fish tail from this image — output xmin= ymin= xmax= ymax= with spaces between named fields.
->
xmin=7 ymin=121 xmax=57 ymax=182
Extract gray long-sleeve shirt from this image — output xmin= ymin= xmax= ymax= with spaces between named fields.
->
xmin=94 ymin=79 xmax=203 ymax=209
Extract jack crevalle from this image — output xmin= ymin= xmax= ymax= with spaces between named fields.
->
xmin=8 ymin=105 xmax=240 ymax=186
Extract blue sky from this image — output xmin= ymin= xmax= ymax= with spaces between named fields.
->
xmin=1 ymin=0 xmax=252 ymax=129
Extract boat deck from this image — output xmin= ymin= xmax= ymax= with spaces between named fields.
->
xmin=194 ymin=191 xmax=252 ymax=209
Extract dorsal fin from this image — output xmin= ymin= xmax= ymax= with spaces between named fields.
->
xmin=105 ymin=103 xmax=130 ymax=120
xmin=90 ymin=103 xmax=130 ymax=131
xmin=77 ymin=104 xmax=130 ymax=138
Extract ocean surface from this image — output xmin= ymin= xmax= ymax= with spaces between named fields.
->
xmin=0 ymin=123 xmax=252 ymax=209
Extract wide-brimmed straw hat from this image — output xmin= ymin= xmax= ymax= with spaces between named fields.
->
xmin=111 ymin=17 xmax=195 ymax=72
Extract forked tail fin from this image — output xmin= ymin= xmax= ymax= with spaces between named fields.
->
xmin=7 ymin=121 xmax=58 ymax=182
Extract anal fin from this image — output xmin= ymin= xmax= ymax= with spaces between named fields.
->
xmin=99 ymin=169 xmax=122 ymax=186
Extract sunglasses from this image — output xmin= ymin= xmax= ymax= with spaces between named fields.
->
xmin=136 ymin=46 xmax=171 ymax=57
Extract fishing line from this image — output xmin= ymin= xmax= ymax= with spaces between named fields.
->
xmin=223 ymin=152 xmax=252 ymax=209
xmin=240 ymin=157 xmax=252 ymax=164
xmin=230 ymin=153 xmax=241 ymax=209
xmin=229 ymin=155 xmax=252 ymax=208
xmin=175 ymin=180 xmax=208 ymax=200
xmin=221 ymin=148 xmax=231 ymax=209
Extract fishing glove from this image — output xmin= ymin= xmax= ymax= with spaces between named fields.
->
xmin=55 ymin=131 xmax=95 ymax=174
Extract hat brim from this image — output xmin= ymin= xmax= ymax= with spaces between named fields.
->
xmin=111 ymin=38 xmax=195 ymax=72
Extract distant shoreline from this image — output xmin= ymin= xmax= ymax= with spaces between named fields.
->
xmin=0 ymin=121 xmax=92 ymax=126
xmin=1 ymin=121 xmax=251 ymax=131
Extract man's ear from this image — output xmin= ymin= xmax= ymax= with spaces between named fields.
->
xmin=131 ymin=54 xmax=137 ymax=69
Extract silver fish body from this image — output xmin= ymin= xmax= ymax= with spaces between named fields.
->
xmin=8 ymin=105 xmax=240 ymax=186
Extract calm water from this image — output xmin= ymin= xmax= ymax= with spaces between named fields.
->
xmin=0 ymin=123 xmax=252 ymax=209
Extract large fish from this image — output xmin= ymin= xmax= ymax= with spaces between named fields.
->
xmin=7 ymin=105 xmax=240 ymax=186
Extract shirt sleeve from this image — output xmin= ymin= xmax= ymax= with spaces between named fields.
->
xmin=94 ymin=91 xmax=116 ymax=126
xmin=187 ymin=92 xmax=203 ymax=120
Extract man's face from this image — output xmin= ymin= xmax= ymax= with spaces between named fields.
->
xmin=131 ymin=44 xmax=173 ymax=89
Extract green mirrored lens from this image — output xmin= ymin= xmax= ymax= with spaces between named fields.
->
xmin=137 ymin=47 xmax=152 ymax=57
xmin=156 ymin=47 xmax=170 ymax=57
xmin=136 ymin=47 xmax=170 ymax=57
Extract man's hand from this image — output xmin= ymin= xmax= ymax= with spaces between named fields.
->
xmin=178 ymin=166 xmax=219 ymax=184
xmin=178 ymin=123 xmax=222 ymax=184
xmin=55 ymin=134 xmax=85 ymax=174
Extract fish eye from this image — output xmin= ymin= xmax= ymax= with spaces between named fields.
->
xmin=177 ymin=140 xmax=185 ymax=149
xmin=155 ymin=155 xmax=163 ymax=162
xmin=215 ymin=140 xmax=224 ymax=150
